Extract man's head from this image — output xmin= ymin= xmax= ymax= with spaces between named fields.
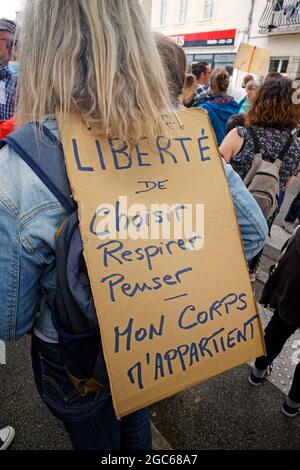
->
xmin=225 ymin=64 xmax=233 ymax=77
xmin=0 ymin=19 xmax=16 ymax=66
xmin=192 ymin=61 xmax=212 ymax=86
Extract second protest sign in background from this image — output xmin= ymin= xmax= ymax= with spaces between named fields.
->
xmin=60 ymin=108 xmax=265 ymax=417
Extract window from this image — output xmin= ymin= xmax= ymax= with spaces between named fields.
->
xmin=186 ymin=54 xmax=194 ymax=66
xmin=193 ymin=54 xmax=214 ymax=62
xmin=203 ymin=0 xmax=214 ymax=20
xmin=159 ymin=0 xmax=167 ymax=26
xmin=269 ymin=58 xmax=290 ymax=74
xmin=269 ymin=59 xmax=280 ymax=73
xmin=187 ymin=53 xmax=235 ymax=71
xmin=178 ymin=0 xmax=188 ymax=24
xmin=281 ymin=59 xmax=289 ymax=74
xmin=213 ymin=53 xmax=236 ymax=69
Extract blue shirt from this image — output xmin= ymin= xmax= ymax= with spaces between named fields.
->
xmin=0 ymin=65 xmax=17 ymax=121
xmin=0 ymin=116 xmax=268 ymax=342
xmin=239 ymin=97 xmax=250 ymax=114
xmin=197 ymin=94 xmax=240 ymax=146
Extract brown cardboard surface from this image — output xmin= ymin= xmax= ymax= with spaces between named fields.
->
xmin=234 ymin=43 xmax=254 ymax=72
xmin=249 ymin=47 xmax=270 ymax=76
xmin=58 ymin=109 xmax=265 ymax=418
xmin=234 ymin=43 xmax=270 ymax=76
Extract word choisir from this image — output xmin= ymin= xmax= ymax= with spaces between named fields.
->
xmin=71 ymin=131 xmax=211 ymax=172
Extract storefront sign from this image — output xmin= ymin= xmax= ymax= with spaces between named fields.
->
xmin=170 ymin=29 xmax=236 ymax=48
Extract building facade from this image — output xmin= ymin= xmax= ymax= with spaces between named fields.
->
xmin=150 ymin=0 xmax=300 ymax=79
xmin=250 ymin=0 xmax=300 ymax=79
xmin=151 ymin=0 xmax=252 ymax=69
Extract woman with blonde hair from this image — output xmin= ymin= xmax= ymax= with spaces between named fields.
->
xmin=0 ymin=0 xmax=171 ymax=450
xmin=182 ymin=74 xmax=197 ymax=107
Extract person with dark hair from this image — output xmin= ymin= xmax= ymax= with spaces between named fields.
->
xmin=220 ymin=77 xmax=300 ymax=279
xmin=191 ymin=61 xmax=212 ymax=105
xmin=249 ymin=227 xmax=300 ymax=417
xmin=0 ymin=18 xmax=17 ymax=121
xmin=221 ymin=77 xmax=300 ymax=189
xmin=226 ymin=113 xmax=245 ymax=134
xmin=264 ymin=71 xmax=282 ymax=83
xmin=225 ymin=64 xmax=233 ymax=76
xmin=283 ymin=129 xmax=300 ymax=233
xmin=196 ymin=68 xmax=240 ymax=145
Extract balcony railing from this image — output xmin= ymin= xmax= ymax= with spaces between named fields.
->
xmin=259 ymin=0 xmax=300 ymax=32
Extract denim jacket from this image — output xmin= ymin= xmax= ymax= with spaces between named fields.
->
xmin=0 ymin=116 xmax=268 ymax=342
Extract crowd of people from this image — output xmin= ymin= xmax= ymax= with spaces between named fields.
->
xmin=0 ymin=0 xmax=299 ymax=451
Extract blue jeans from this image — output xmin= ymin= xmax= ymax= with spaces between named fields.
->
xmin=285 ymin=191 xmax=300 ymax=224
xmin=31 ymin=335 xmax=152 ymax=450
xmin=249 ymin=189 xmax=286 ymax=274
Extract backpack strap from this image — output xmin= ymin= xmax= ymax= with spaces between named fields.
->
xmin=248 ymin=126 xmax=295 ymax=163
xmin=278 ymin=133 xmax=295 ymax=162
xmin=2 ymin=123 xmax=76 ymax=214
xmin=248 ymin=127 xmax=260 ymax=155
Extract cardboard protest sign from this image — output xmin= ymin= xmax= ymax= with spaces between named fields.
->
xmin=59 ymin=109 xmax=265 ymax=418
xmin=234 ymin=43 xmax=254 ymax=72
xmin=249 ymin=47 xmax=271 ymax=76
xmin=234 ymin=42 xmax=270 ymax=76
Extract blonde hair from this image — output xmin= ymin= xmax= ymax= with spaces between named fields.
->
xmin=182 ymin=74 xmax=196 ymax=104
xmin=17 ymin=0 xmax=170 ymax=144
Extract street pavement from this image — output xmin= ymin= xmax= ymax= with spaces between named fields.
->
xmin=1 ymin=330 xmax=300 ymax=450
xmin=1 ymin=181 xmax=300 ymax=450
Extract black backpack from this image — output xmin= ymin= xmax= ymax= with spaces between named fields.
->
xmin=260 ymin=226 xmax=299 ymax=309
xmin=3 ymin=124 xmax=109 ymax=395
